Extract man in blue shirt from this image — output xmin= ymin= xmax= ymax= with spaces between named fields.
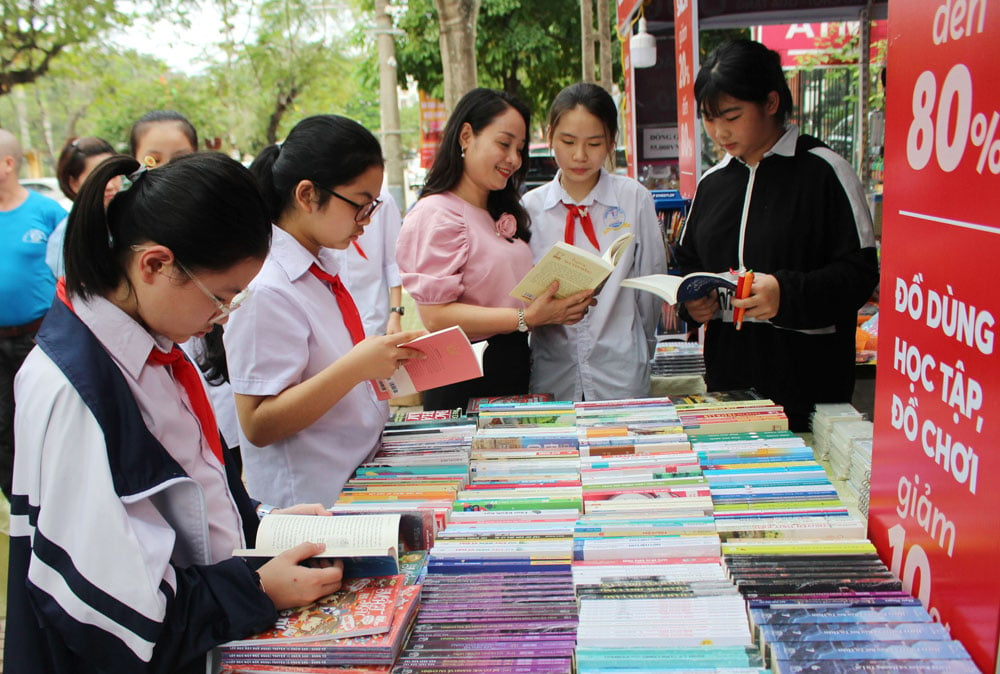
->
xmin=0 ymin=129 xmax=67 ymax=499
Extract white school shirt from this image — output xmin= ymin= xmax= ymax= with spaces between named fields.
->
xmin=340 ymin=188 xmax=403 ymax=336
xmin=17 ymin=293 xmax=244 ymax=564
xmin=521 ymin=168 xmax=667 ymax=401
xmin=225 ymin=225 xmax=389 ymax=508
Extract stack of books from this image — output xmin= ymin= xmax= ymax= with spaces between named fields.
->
xmin=810 ymin=403 xmax=866 ymax=461
xmin=650 ymin=338 xmax=706 ymax=376
xmin=219 ymin=575 xmax=420 ymax=672
xmin=725 ymin=539 xmax=979 ymax=672
xmin=394 ymin=570 xmax=577 ymax=674
xmin=828 ymin=418 xmax=874 ymax=481
xmin=848 ymin=437 xmax=873 ymax=518
xmin=673 ymin=391 xmax=789 ymax=435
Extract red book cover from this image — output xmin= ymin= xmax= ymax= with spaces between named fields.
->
xmin=372 ymin=327 xmax=485 ymax=401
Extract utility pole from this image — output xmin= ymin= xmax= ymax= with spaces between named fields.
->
xmin=596 ymin=0 xmax=612 ymax=92
xmin=374 ymin=0 xmax=406 ymax=209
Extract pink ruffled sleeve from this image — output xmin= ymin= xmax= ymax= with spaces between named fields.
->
xmin=396 ymin=195 xmax=469 ymax=304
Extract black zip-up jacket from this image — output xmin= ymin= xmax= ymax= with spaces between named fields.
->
xmin=675 ymin=127 xmax=879 ymax=429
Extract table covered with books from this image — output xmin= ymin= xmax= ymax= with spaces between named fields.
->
xmin=220 ymin=395 xmax=975 ymax=674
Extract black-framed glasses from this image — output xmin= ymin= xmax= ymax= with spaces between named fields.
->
xmin=314 ymin=184 xmax=383 ymax=223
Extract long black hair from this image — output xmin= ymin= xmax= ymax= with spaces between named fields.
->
xmin=64 ymin=152 xmax=271 ymax=300
xmin=421 ymin=88 xmax=532 ymax=241
xmin=128 ymin=110 xmax=199 ymax=158
xmin=56 ymin=136 xmax=116 ymax=200
xmin=695 ymin=39 xmax=794 ymax=124
xmin=249 ymin=114 xmax=384 ymax=223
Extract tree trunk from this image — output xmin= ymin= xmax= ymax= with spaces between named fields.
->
xmin=266 ymin=87 xmax=298 ymax=146
xmin=435 ymin=0 xmax=480 ymax=114
xmin=580 ymin=0 xmax=595 ymax=83
xmin=375 ymin=0 xmax=406 ymax=209
xmin=596 ymin=0 xmax=613 ymax=92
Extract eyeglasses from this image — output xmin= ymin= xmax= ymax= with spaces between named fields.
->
xmin=174 ymin=260 xmax=250 ymax=324
xmin=314 ymin=184 xmax=383 ymax=223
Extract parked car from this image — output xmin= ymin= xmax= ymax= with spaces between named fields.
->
xmin=20 ymin=177 xmax=72 ymax=211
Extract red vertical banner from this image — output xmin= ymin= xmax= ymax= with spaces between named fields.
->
xmin=418 ymin=91 xmax=447 ymax=170
xmin=870 ymin=1 xmax=1000 ymax=671
xmin=617 ymin=0 xmax=643 ymax=179
xmin=673 ymin=0 xmax=700 ymax=199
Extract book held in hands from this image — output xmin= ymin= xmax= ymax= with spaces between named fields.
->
xmin=233 ymin=513 xmax=417 ymax=578
xmin=509 ymin=232 xmax=634 ymax=301
xmin=620 ymin=270 xmax=740 ymax=305
xmin=371 ymin=326 xmax=487 ymax=402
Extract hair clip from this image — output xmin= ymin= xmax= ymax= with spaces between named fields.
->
xmin=142 ymin=155 xmax=158 ymax=169
xmin=128 ymin=165 xmax=148 ymax=183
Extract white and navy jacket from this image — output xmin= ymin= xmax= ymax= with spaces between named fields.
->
xmin=675 ymin=126 xmax=878 ymax=427
xmin=5 ymin=298 xmax=276 ymax=674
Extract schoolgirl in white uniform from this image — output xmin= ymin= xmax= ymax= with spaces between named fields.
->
xmin=522 ymin=83 xmax=668 ymax=401
xmin=225 ymin=115 xmax=424 ymax=509
xmin=7 ymin=153 xmax=345 ymax=673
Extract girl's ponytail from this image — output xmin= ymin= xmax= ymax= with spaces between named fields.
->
xmin=64 ymin=155 xmax=140 ymax=299
xmin=248 ymin=144 xmax=282 ymax=222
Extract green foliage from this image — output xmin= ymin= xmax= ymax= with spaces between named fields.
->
xmin=0 ymin=0 xmax=129 ymax=94
xmin=391 ymin=0 xmax=595 ymax=127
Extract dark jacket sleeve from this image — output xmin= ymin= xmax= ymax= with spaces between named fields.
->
xmin=772 ymin=162 xmax=879 ymax=329
xmin=147 ymin=558 xmax=277 ymax=674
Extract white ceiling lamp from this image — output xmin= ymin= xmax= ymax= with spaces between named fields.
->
xmin=631 ymin=17 xmax=657 ymax=69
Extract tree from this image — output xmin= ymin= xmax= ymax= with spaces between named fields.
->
xmin=1 ymin=1 xmax=127 ymax=96
xmin=434 ymin=0 xmax=479 ymax=112
xmin=392 ymin=0 xmax=590 ymax=128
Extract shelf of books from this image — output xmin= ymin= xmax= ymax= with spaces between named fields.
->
xmin=221 ymin=393 xmax=978 ymax=674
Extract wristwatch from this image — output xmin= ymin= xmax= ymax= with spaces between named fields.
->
xmin=516 ymin=308 xmax=529 ymax=333
xmin=257 ymin=503 xmax=276 ymax=520
xmin=389 ymin=306 xmax=405 ymax=316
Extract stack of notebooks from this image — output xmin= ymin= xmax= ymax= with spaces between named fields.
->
xmin=650 ymin=338 xmax=706 ymax=376
xmin=219 ymin=575 xmax=421 ymax=673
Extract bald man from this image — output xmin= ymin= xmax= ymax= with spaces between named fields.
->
xmin=0 ymin=129 xmax=66 ymax=500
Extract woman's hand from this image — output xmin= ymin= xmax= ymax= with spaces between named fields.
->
xmin=340 ymin=329 xmax=428 ymax=380
xmin=524 ymin=281 xmax=597 ymax=327
xmin=732 ymin=272 xmax=780 ymax=322
xmin=684 ymin=290 xmax=720 ymax=324
xmin=257 ymin=542 xmax=345 ymax=610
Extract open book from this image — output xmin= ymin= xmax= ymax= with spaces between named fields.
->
xmin=234 ymin=513 xmax=425 ymax=578
xmin=620 ymin=270 xmax=740 ymax=305
xmin=509 ymin=232 xmax=635 ymax=301
xmin=371 ymin=326 xmax=487 ymax=401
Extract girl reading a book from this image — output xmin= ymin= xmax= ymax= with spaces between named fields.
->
xmin=7 ymin=153 xmax=347 ymax=673
xmin=396 ymin=88 xmax=595 ymax=411
xmin=674 ymin=39 xmax=878 ymax=430
xmin=522 ymin=82 xmax=668 ymax=401
xmin=225 ymin=115 xmax=425 ymax=508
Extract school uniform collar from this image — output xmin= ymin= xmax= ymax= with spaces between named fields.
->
xmin=542 ymin=167 xmax=615 ymax=211
xmin=269 ymin=223 xmax=343 ymax=282
xmin=74 ymin=293 xmax=173 ymax=380
xmin=763 ymin=124 xmax=799 ymax=159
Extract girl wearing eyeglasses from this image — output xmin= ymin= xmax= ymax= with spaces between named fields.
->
xmin=8 ymin=153 xmax=346 ymax=672
xmin=225 ymin=114 xmax=425 ymax=509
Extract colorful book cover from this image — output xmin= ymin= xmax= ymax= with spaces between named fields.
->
xmin=225 ymin=575 xmax=404 ymax=646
